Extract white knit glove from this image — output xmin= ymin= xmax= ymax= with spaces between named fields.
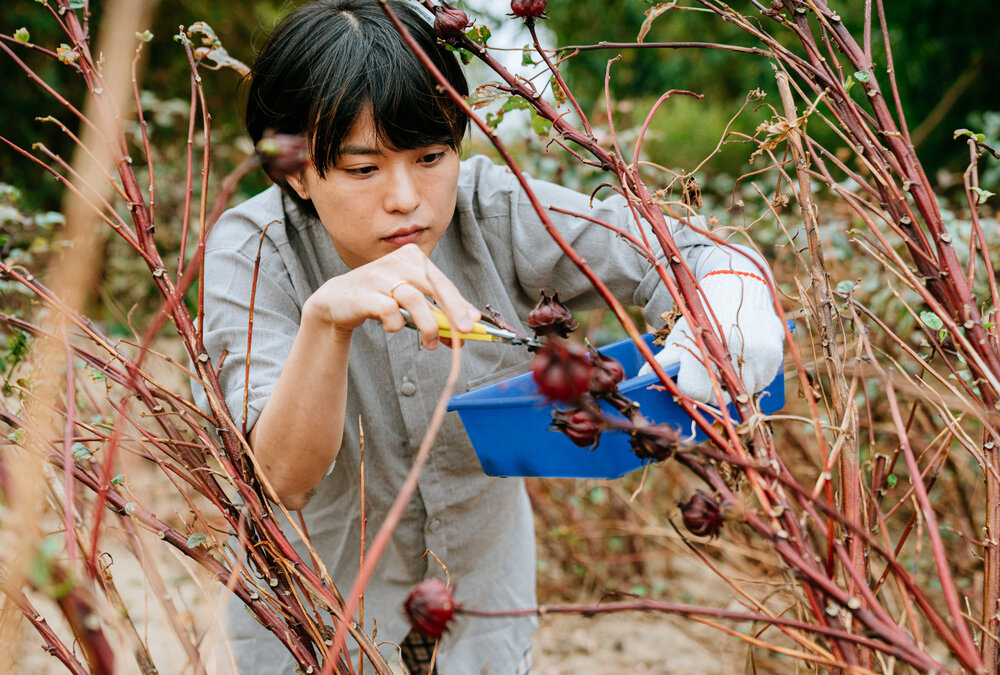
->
xmin=639 ymin=271 xmax=784 ymax=403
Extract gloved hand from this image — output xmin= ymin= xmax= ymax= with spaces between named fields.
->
xmin=638 ymin=271 xmax=784 ymax=403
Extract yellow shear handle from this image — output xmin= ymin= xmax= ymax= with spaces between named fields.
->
xmin=430 ymin=308 xmax=494 ymax=342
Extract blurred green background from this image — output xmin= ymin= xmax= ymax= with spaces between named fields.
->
xmin=2 ymin=0 xmax=997 ymax=210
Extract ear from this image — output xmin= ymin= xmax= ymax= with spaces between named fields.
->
xmin=285 ymin=172 xmax=310 ymax=201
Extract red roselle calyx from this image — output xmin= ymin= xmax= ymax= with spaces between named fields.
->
xmin=255 ymin=130 xmax=310 ymax=183
xmin=629 ymin=424 xmax=679 ymax=462
xmin=532 ymin=341 xmax=592 ymax=403
xmin=550 ymin=406 xmax=605 ymax=449
xmin=510 ymin=0 xmax=548 ymax=19
xmin=527 ymin=290 xmax=575 ymax=338
xmin=433 ymin=3 xmax=471 ymax=42
xmin=678 ymin=490 xmax=724 ymax=538
xmin=404 ymin=579 xmax=456 ymax=637
xmin=587 ymin=346 xmax=625 ymax=396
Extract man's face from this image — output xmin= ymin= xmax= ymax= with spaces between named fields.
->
xmin=288 ymin=111 xmax=460 ymax=269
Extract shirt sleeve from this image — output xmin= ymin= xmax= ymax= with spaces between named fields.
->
xmin=190 ymin=208 xmax=302 ymax=437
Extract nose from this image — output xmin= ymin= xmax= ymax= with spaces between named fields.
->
xmin=383 ymin=164 xmax=420 ymax=214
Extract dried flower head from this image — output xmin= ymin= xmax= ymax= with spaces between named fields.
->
xmin=404 ymin=579 xmax=456 ymax=637
xmin=550 ymin=406 xmax=605 ymax=449
xmin=255 ymin=130 xmax=310 ymax=183
xmin=527 ymin=290 xmax=575 ymax=338
xmin=434 ymin=3 xmax=472 ymax=43
xmin=587 ymin=346 xmax=625 ymax=396
xmin=678 ymin=490 xmax=724 ymax=538
xmin=532 ymin=341 xmax=592 ymax=403
xmin=510 ymin=0 xmax=548 ymax=19
xmin=629 ymin=423 xmax=680 ymax=462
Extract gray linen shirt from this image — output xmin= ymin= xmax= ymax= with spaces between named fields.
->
xmin=194 ymin=155 xmax=724 ymax=674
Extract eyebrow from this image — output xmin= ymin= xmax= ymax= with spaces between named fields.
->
xmin=338 ymin=144 xmax=383 ymax=156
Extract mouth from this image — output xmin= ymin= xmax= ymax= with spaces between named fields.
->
xmin=383 ymin=226 xmax=427 ymax=247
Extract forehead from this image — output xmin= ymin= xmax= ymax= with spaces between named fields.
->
xmin=337 ymin=110 xmax=382 ymax=156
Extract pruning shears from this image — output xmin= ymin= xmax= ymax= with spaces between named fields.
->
xmin=399 ymin=308 xmax=543 ymax=349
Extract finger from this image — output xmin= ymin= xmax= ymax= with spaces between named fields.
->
xmin=389 ymin=283 xmax=440 ymax=349
xmin=382 ymin=246 xmax=477 ymax=333
xmin=415 ymin=258 xmax=478 ymax=334
xmin=373 ymin=291 xmax=408 ymax=333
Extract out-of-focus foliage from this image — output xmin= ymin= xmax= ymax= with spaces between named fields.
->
xmin=542 ymin=0 xmax=1000 ymax=181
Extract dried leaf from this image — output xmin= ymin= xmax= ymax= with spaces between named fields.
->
xmin=638 ymin=2 xmax=677 ymax=43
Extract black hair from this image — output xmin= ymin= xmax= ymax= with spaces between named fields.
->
xmin=245 ymin=0 xmax=470 ymax=215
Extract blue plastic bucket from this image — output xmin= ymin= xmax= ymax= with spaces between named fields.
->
xmin=447 ymin=332 xmax=787 ymax=479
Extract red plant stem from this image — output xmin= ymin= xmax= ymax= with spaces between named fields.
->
xmin=322 ymin=341 xmax=464 ymax=674
xmin=557 ymin=40 xmax=772 ymax=57
xmin=526 ymin=21 xmax=593 ymax=139
xmin=775 ymin=70 xmax=864 ymax=610
xmin=0 ymin=136 xmax=144 ymax=256
xmin=178 ymin=39 xmax=199 ymax=278
xmin=120 ymin=517 xmax=208 ymax=675
xmin=0 ymin=38 xmax=103 ymax=141
xmin=0 ymin=576 xmax=89 ymax=675
xmin=460 ymin=600 xmax=932 ymax=670
xmin=180 ymin=34 xmax=213 ymax=345
xmin=883 ymin=378 xmax=983 ymax=670
xmin=131 ymin=42 xmax=156 ymax=226
xmin=243 ymin=222 xmax=276 ymax=436
xmin=676 ymin=447 xmax=975 ymax=670
xmin=61 ymin=337 xmax=80 ymax=564
xmin=45 ymin=448 xmax=326 ymax=671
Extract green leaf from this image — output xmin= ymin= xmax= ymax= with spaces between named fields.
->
xmin=111 ymin=474 xmax=124 ymax=486
xmin=835 ymin=280 xmax=856 ymax=293
xmin=14 ymin=28 xmax=30 ymax=43
xmin=972 ymin=187 xmax=995 ymax=202
xmin=531 ymin=111 xmax=552 ymax=139
xmin=886 ymin=474 xmax=897 ymax=488
xmin=853 ymin=71 xmax=870 ymax=83
xmin=521 ymin=45 xmax=536 ymax=66
xmin=954 ymin=128 xmax=986 ymax=144
xmin=71 ymin=443 xmax=92 ymax=462
xmin=920 ymin=311 xmax=943 ymax=331
xmin=186 ymin=533 xmax=209 ymax=548
xmin=465 ymin=24 xmax=490 ymax=46
xmin=135 ymin=30 xmax=154 ymax=43
xmin=56 ymin=43 xmax=79 ymax=64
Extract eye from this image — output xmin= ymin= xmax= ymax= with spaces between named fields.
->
xmin=419 ymin=151 xmax=446 ymax=165
xmin=345 ymin=165 xmax=377 ymax=176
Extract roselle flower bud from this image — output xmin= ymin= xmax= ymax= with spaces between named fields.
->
xmin=678 ymin=490 xmax=723 ymax=538
xmin=532 ymin=341 xmax=592 ymax=403
xmin=434 ymin=3 xmax=471 ymax=42
xmin=527 ymin=290 xmax=575 ymax=338
xmin=510 ymin=0 xmax=548 ymax=19
xmin=628 ymin=424 xmax=679 ymax=462
xmin=255 ymin=130 xmax=309 ymax=182
xmin=404 ymin=579 xmax=456 ymax=637
xmin=587 ymin=346 xmax=625 ymax=397
xmin=550 ymin=406 xmax=605 ymax=449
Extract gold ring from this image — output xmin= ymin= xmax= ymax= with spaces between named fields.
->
xmin=388 ymin=280 xmax=409 ymax=300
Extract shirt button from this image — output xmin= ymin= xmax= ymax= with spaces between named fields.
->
xmin=401 ymin=379 xmax=417 ymax=397
xmin=427 ymin=518 xmax=441 ymax=533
